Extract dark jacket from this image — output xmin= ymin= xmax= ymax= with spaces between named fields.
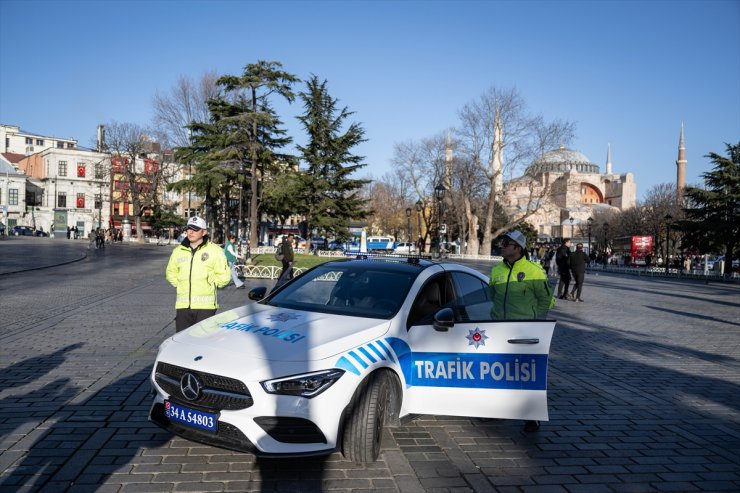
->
xmin=570 ymin=250 xmax=588 ymax=275
xmin=556 ymin=244 xmax=571 ymax=272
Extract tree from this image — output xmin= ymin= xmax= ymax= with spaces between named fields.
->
xmin=456 ymin=86 xmax=576 ymax=253
xmin=217 ymin=61 xmax=299 ymax=249
xmin=104 ymin=121 xmax=173 ymax=243
xmin=152 ymin=72 xmax=220 ymax=148
xmin=294 ymin=76 xmax=369 ymax=250
xmin=678 ymin=142 xmax=740 ymax=276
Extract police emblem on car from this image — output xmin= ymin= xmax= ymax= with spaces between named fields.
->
xmin=149 ymin=256 xmax=556 ymax=462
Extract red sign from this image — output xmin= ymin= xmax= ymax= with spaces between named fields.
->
xmin=77 ymin=165 xmax=86 ymax=177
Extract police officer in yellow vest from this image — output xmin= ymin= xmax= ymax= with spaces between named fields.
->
xmin=489 ymin=230 xmax=555 ymax=432
xmin=166 ymin=216 xmax=231 ymax=332
xmin=489 ymin=230 xmax=554 ymax=320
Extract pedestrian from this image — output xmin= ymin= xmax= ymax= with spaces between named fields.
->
xmin=224 ymin=234 xmax=244 ymax=289
xmin=165 ymin=216 xmax=231 ymax=332
xmin=556 ymin=238 xmax=572 ymax=300
xmin=541 ymin=247 xmax=554 ymax=276
xmin=489 ymin=230 xmax=555 ymax=432
xmin=274 ymin=233 xmax=295 ymax=289
xmin=569 ymin=242 xmax=588 ymax=302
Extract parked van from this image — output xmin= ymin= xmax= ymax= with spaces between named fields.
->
xmin=366 ymin=236 xmax=396 ymax=252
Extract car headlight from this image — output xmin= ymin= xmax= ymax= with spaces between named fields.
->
xmin=261 ymin=369 xmax=345 ymax=398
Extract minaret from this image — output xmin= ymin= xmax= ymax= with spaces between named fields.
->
xmin=606 ymin=143 xmax=612 ymax=175
xmin=492 ymin=109 xmax=503 ymax=193
xmin=444 ymin=132 xmax=453 ymax=190
xmin=676 ymin=123 xmax=687 ymax=201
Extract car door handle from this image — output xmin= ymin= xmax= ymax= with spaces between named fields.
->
xmin=508 ymin=338 xmax=539 ymax=344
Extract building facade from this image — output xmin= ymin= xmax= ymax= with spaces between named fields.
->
xmin=502 ymin=145 xmax=636 ymax=240
xmin=1 ymin=124 xmax=78 ymax=156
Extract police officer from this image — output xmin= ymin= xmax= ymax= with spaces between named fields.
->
xmin=165 ymin=216 xmax=231 ymax=332
xmin=489 ymin=230 xmax=554 ymax=431
xmin=490 ymin=230 xmax=554 ymax=320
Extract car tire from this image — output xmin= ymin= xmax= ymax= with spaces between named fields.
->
xmin=342 ymin=371 xmax=389 ymax=463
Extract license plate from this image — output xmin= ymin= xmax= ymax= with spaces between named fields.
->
xmin=165 ymin=400 xmax=218 ymax=432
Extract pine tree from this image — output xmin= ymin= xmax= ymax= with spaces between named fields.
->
xmin=295 ymin=76 xmax=369 ymax=249
xmin=678 ymin=142 xmax=740 ymax=276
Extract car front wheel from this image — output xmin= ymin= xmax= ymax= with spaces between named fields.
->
xmin=342 ymin=371 xmax=389 ymax=463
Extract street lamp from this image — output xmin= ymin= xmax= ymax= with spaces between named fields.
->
xmin=405 ymin=207 xmax=411 ymax=243
xmin=415 ymin=199 xmax=423 ymax=252
xmin=245 ymin=187 xmax=253 ymax=261
xmin=569 ymin=217 xmax=574 ymax=238
xmin=664 ymin=214 xmax=673 ymax=274
xmin=603 ymin=222 xmax=609 ymax=265
xmin=587 ymin=217 xmax=593 ymax=258
xmin=434 ymin=183 xmax=446 ymax=257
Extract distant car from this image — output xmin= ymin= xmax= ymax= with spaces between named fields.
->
xmin=12 ymin=226 xmax=46 ymax=237
xmin=394 ymin=242 xmax=417 ymax=254
xmin=149 ymin=257 xmax=556 ymax=462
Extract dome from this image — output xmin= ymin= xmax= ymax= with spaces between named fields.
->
xmin=528 ymin=146 xmax=600 ymax=174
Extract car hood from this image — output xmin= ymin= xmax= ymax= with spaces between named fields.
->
xmin=166 ymin=303 xmax=390 ymax=362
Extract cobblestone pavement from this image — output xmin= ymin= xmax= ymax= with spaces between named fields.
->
xmin=1 ymin=238 xmax=739 ymax=492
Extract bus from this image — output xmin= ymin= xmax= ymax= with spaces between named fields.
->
xmin=611 ymin=235 xmax=654 ymax=266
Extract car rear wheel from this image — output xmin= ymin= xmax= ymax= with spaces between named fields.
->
xmin=342 ymin=371 xmax=389 ymax=463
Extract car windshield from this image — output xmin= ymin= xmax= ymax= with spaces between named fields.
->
xmin=265 ymin=261 xmax=421 ymax=319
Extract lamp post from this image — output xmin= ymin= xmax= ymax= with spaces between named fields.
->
xmin=587 ymin=217 xmax=593 ymax=258
xmin=603 ymin=222 xmax=609 ymax=265
xmin=664 ymin=214 xmax=673 ymax=274
xmin=245 ymin=187 xmax=253 ymax=261
xmin=569 ymin=217 xmax=574 ymax=238
xmin=415 ymin=199 xmax=423 ymax=252
xmin=434 ymin=183 xmax=446 ymax=257
xmin=405 ymin=207 xmax=411 ymax=243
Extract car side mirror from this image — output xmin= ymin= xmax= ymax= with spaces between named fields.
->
xmin=433 ymin=307 xmax=454 ymax=332
xmin=248 ymin=287 xmax=267 ymax=301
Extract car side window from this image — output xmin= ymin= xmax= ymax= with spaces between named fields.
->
xmin=450 ymin=272 xmax=492 ymax=322
xmin=407 ymin=274 xmax=455 ymax=328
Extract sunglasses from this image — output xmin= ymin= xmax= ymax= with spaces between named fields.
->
xmin=500 ymin=239 xmax=515 ymax=247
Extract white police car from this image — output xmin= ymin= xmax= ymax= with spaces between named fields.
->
xmin=149 ymin=257 xmax=555 ymax=462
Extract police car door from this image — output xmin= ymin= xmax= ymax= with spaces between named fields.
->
xmin=401 ymin=271 xmax=555 ymax=421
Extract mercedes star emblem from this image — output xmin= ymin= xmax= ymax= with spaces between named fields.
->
xmin=180 ymin=372 xmax=201 ymax=401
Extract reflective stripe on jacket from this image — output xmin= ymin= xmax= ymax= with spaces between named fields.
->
xmin=165 ymin=239 xmax=231 ymax=310
xmin=489 ymin=256 xmax=554 ymax=320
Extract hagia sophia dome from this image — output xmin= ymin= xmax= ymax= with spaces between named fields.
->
xmin=528 ymin=146 xmax=601 ymax=175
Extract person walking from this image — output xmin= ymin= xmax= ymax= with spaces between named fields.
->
xmin=489 ymin=230 xmax=555 ymax=431
xmin=165 ymin=216 xmax=231 ymax=332
xmin=274 ymin=233 xmax=295 ymax=289
xmin=224 ymin=234 xmax=244 ymax=289
xmin=556 ymin=238 xmax=572 ymax=299
xmin=569 ymin=242 xmax=588 ymax=302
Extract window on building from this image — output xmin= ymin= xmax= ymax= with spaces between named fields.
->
xmin=26 ymin=191 xmax=36 ymax=207
xmin=58 ymin=161 xmax=67 ymax=176
xmin=94 ymin=163 xmax=104 ymax=179
xmin=57 ymin=192 xmax=67 ymax=208
xmin=95 ymin=194 xmax=102 ymax=210
xmin=9 ymin=189 xmax=18 ymax=206
xmin=36 ymin=139 xmax=44 ymax=146
xmin=76 ymin=193 xmax=85 ymax=209
xmin=57 ymin=141 xmax=64 ymax=148
xmin=68 ymin=142 xmax=75 ymax=149
xmin=77 ymin=163 xmax=86 ymax=178
xmin=25 ymin=137 xmax=33 ymax=145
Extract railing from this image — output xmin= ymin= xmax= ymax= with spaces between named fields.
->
xmin=588 ymin=263 xmax=739 ymax=282
xmin=234 ymin=264 xmax=308 ymax=280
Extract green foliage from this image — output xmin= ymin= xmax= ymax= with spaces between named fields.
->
xmin=677 ymin=142 xmax=739 ymax=273
xmin=294 ymin=76 xmax=370 ymax=247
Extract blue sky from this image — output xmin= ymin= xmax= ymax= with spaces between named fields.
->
xmin=1 ymin=0 xmax=738 ymax=200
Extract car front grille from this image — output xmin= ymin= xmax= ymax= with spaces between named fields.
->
xmin=155 ymin=362 xmax=253 ymax=411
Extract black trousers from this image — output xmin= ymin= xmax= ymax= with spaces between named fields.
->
xmin=570 ymin=272 xmax=585 ymax=299
xmin=557 ymin=270 xmax=571 ymax=297
xmin=175 ymin=308 xmax=216 ymax=332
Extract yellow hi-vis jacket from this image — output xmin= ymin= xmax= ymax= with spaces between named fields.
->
xmin=489 ymin=256 xmax=554 ymax=320
xmin=165 ymin=239 xmax=231 ymax=310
